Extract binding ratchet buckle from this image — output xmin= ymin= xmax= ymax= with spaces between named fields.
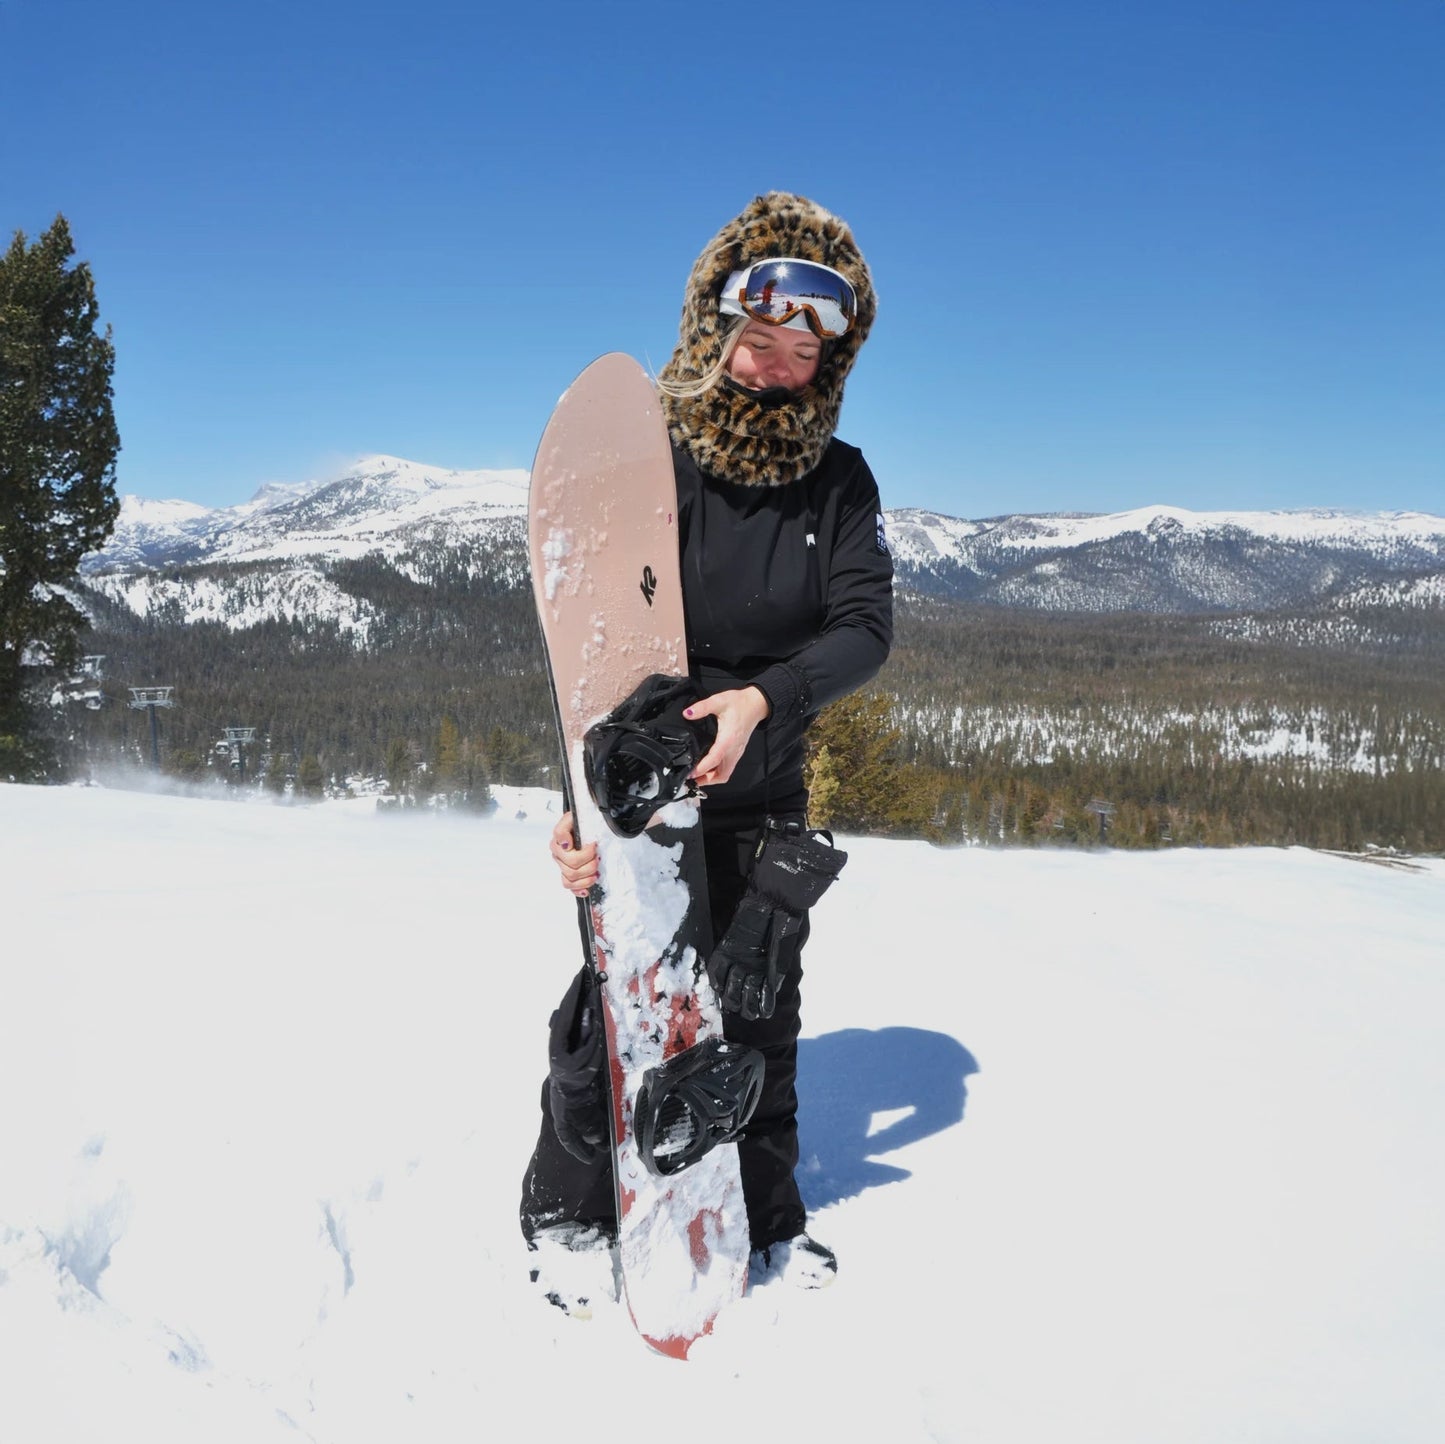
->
xmin=582 ymin=674 xmax=717 ymax=838
xmin=633 ymin=1036 xmax=766 ymax=1177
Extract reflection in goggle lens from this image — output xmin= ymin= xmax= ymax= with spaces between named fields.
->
xmin=735 ymin=260 xmax=857 ymax=339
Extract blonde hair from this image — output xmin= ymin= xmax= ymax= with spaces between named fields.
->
xmin=654 ymin=316 xmax=749 ymax=400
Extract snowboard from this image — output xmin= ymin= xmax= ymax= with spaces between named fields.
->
xmin=527 ymin=352 xmax=751 ymax=1358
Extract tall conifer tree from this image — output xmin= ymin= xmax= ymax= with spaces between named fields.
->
xmin=0 ymin=216 xmax=120 ymax=778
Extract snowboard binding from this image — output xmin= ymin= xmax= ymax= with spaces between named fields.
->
xmin=633 ymin=1036 xmax=765 ymax=1177
xmin=583 ymin=674 xmax=717 ymax=838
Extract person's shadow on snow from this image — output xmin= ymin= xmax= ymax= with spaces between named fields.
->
xmin=795 ymin=1028 xmax=978 ymax=1211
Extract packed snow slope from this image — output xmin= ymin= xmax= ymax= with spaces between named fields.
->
xmin=2 ymin=783 xmax=1442 ymax=1444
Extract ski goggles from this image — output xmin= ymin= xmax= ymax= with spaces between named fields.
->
xmin=718 ymin=258 xmax=858 ymax=340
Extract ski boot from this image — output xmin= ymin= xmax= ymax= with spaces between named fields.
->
xmin=752 ymin=1232 xmax=838 ymax=1290
xmin=526 ymin=1222 xmax=617 ymax=1319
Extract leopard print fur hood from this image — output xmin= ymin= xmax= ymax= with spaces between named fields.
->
xmin=657 ymin=192 xmax=876 ymax=487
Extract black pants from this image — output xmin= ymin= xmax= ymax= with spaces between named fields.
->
xmin=519 ymin=809 xmax=809 ymax=1251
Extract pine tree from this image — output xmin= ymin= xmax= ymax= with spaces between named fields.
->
xmin=263 ymin=750 xmax=288 ymax=795
xmin=0 ymin=216 xmax=120 ymax=779
xmin=805 ymin=743 xmax=841 ymax=830
xmin=484 ymin=726 xmax=538 ymax=786
xmin=803 ymin=691 xmax=936 ymax=835
xmin=1019 ymin=785 xmax=1049 ymax=843
xmin=435 ymin=714 xmax=462 ymax=789
xmin=384 ymin=737 xmax=413 ymax=797
xmin=296 ymin=753 xmax=326 ymax=799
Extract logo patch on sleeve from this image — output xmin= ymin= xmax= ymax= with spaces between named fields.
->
xmin=875 ymin=512 xmax=889 ymax=555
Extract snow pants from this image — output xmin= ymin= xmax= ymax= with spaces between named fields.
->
xmin=519 ymin=808 xmax=809 ymax=1252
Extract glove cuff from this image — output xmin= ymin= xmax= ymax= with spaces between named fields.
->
xmin=750 ymin=817 xmax=849 ymax=912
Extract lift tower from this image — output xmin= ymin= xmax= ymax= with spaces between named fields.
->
xmin=128 ymin=687 xmax=174 ymax=770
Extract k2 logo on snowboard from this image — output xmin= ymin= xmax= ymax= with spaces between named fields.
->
xmin=640 ymin=565 xmax=657 ymax=606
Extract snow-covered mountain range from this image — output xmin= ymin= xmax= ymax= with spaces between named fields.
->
xmin=887 ymin=504 xmax=1445 ymax=611
xmin=97 ymin=456 xmax=529 ymax=571
xmin=83 ymin=455 xmax=1445 ymax=628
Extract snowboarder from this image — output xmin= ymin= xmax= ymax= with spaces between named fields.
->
xmin=522 ymin=191 xmax=892 ymax=1307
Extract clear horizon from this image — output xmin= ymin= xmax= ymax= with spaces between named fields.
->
xmin=6 ymin=0 xmax=1442 ymax=517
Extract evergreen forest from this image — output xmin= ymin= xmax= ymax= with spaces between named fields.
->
xmin=65 ymin=554 xmax=1445 ymax=854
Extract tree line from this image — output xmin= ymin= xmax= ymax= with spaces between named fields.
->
xmin=60 ymin=569 xmax=1445 ymax=854
xmin=71 ymin=563 xmax=554 ymax=798
xmin=870 ymin=595 xmax=1445 ymax=851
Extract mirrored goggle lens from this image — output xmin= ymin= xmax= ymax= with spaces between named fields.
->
xmin=738 ymin=260 xmax=857 ymax=339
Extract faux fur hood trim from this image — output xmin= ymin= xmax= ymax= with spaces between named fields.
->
xmin=657 ymin=192 xmax=876 ymax=487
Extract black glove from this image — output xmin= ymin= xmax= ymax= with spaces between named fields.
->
xmin=707 ymin=893 xmax=799 ymax=1022
xmin=546 ymin=967 xmax=608 ymax=1162
xmin=706 ymin=819 xmax=848 ymax=1023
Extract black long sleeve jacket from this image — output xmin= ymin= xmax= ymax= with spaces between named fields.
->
xmin=674 ymin=438 xmax=894 ymax=815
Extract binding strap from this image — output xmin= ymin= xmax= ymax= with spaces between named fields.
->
xmin=582 ymin=674 xmax=717 ymax=837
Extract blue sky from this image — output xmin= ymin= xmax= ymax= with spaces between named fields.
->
xmin=5 ymin=0 xmax=1441 ymax=517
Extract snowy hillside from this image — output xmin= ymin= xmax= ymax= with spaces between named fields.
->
xmin=1330 ymin=570 xmax=1445 ymax=611
xmin=98 ymin=455 xmax=529 ymax=571
xmin=2 ymin=782 xmax=1442 ymax=1444
xmin=888 ymin=503 xmax=1445 ymax=611
xmin=84 ymin=456 xmax=532 ymax=632
xmin=85 ymin=459 xmax=1445 ymax=626
xmin=889 ymin=503 xmax=1445 ymax=562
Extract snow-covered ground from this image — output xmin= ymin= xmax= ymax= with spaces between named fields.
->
xmin=2 ymin=782 xmax=1442 ymax=1443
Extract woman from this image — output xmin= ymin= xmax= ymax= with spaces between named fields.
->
xmin=521 ymin=191 xmax=892 ymax=1303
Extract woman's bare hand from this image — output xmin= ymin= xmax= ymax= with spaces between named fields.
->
xmin=685 ymin=686 xmax=770 ymax=788
xmin=549 ymin=811 xmax=599 ymax=896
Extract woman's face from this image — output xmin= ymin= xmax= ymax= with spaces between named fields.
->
xmin=725 ymin=322 xmax=822 ymax=394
